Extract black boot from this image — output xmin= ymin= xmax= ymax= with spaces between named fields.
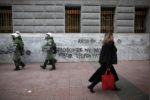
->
xmin=20 ymin=62 xmax=25 ymax=69
xmin=88 ymin=85 xmax=95 ymax=93
xmin=113 ymin=84 xmax=120 ymax=91
xmin=40 ymin=65 xmax=46 ymax=69
xmin=87 ymin=80 xmax=100 ymax=93
xmin=50 ymin=64 xmax=56 ymax=71
xmin=14 ymin=66 xmax=20 ymax=71
xmin=40 ymin=60 xmax=48 ymax=69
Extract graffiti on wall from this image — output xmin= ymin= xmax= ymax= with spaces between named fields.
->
xmin=57 ymin=47 xmax=101 ymax=59
xmin=55 ymin=38 xmax=102 ymax=60
xmin=78 ymin=38 xmax=103 ymax=45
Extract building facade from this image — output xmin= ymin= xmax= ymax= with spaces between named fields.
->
xmin=0 ymin=0 xmax=149 ymax=63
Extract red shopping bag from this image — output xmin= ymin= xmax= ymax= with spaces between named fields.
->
xmin=102 ymin=69 xmax=114 ymax=90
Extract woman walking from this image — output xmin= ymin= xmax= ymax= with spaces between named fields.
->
xmin=88 ymin=33 xmax=120 ymax=93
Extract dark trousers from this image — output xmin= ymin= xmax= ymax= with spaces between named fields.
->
xmin=43 ymin=59 xmax=55 ymax=69
xmin=14 ymin=60 xmax=25 ymax=69
xmin=89 ymin=63 xmax=119 ymax=88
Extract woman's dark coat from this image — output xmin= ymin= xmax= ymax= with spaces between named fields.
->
xmin=89 ymin=40 xmax=119 ymax=82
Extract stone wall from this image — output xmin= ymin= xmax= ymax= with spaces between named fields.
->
xmin=0 ymin=0 xmax=149 ymax=33
xmin=12 ymin=0 xmax=65 ymax=33
xmin=0 ymin=0 xmax=149 ymax=63
xmin=0 ymin=33 xmax=149 ymax=63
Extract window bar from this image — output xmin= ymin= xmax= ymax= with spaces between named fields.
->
xmin=70 ymin=8 xmax=72 ymax=33
xmin=6 ymin=10 xmax=7 ymax=32
xmin=137 ymin=11 xmax=139 ymax=33
xmin=75 ymin=8 xmax=76 ymax=32
xmin=2 ymin=10 xmax=4 ymax=32
xmin=8 ymin=10 xmax=11 ymax=32
xmin=70 ymin=8 xmax=71 ymax=33
xmin=67 ymin=8 xmax=69 ymax=33
xmin=0 ymin=10 xmax=1 ymax=32
xmin=109 ymin=10 xmax=110 ymax=32
xmin=9 ymin=10 xmax=11 ymax=32
xmin=142 ymin=12 xmax=144 ymax=32
xmin=135 ymin=12 xmax=137 ymax=33
xmin=142 ymin=11 xmax=144 ymax=32
xmin=65 ymin=9 xmax=66 ymax=32
xmin=68 ymin=8 xmax=70 ymax=33
xmin=78 ymin=9 xmax=81 ymax=32
xmin=105 ymin=10 xmax=106 ymax=33
xmin=140 ymin=11 xmax=142 ymax=32
xmin=102 ymin=11 xmax=105 ymax=33
xmin=101 ymin=11 xmax=104 ymax=33
xmin=74 ymin=8 xmax=75 ymax=32
xmin=72 ymin=8 xmax=73 ymax=32
xmin=138 ymin=12 xmax=141 ymax=33
xmin=109 ymin=9 xmax=111 ymax=32
xmin=6 ymin=10 xmax=8 ymax=32
xmin=9 ymin=10 xmax=12 ymax=32
xmin=136 ymin=11 xmax=138 ymax=33
xmin=76 ymin=8 xmax=77 ymax=33
xmin=104 ymin=10 xmax=105 ymax=33
xmin=4 ymin=10 xmax=5 ymax=32
xmin=112 ymin=10 xmax=113 ymax=32
xmin=137 ymin=12 xmax=139 ymax=33
xmin=104 ymin=11 xmax=105 ymax=33
xmin=65 ymin=9 xmax=67 ymax=32
xmin=142 ymin=11 xmax=145 ymax=32
xmin=67 ymin=9 xmax=69 ymax=33
xmin=6 ymin=10 xmax=8 ymax=33
xmin=137 ymin=11 xmax=138 ymax=33
xmin=1 ymin=10 xmax=2 ymax=32
xmin=110 ymin=9 xmax=111 ymax=32
xmin=102 ymin=10 xmax=104 ymax=33
xmin=77 ymin=8 xmax=78 ymax=33
xmin=5 ymin=10 xmax=7 ymax=32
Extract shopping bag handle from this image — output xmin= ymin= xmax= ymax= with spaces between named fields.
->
xmin=105 ymin=69 xmax=113 ymax=75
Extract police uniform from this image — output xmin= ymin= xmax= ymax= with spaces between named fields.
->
xmin=15 ymin=31 xmax=24 ymax=55
xmin=11 ymin=33 xmax=25 ymax=71
xmin=40 ymin=33 xmax=57 ymax=70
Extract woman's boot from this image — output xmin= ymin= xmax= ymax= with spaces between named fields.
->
xmin=88 ymin=81 xmax=98 ymax=93
xmin=113 ymin=84 xmax=120 ymax=91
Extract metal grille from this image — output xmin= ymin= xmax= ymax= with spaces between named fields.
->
xmin=134 ymin=8 xmax=147 ymax=33
xmin=0 ymin=6 xmax=12 ymax=33
xmin=101 ymin=8 xmax=114 ymax=33
xmin=65 ymin=7 xmax=80 ymax=33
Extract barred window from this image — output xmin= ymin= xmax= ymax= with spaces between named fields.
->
xmin=65 ymin=7 xmax=80 ymax=33
xmin=101 ymin=8 xmax=115 ymax=33
xmin=134 ymin=8 xmax=147 ymax=33
xmin=0 ymin=6 xmax=12 ymax=33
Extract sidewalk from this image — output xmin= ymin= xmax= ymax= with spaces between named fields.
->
xmin=0 ymin=61 xmax=149 ymax=100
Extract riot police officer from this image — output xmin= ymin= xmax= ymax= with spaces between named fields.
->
xmin=15 ymin=31 xmax=24 ymax=56
xmin=40 ymin=32 xmax=57 ymax=71
xmin=11 ymin=33 xmax=25 ymax=71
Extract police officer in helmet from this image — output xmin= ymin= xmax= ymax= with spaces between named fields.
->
xmin=40 ymin=32 xmax=57 ymax=71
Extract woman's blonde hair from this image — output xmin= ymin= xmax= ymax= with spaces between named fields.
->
xmin=102 ymin=33 xmax=113 ymax=45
